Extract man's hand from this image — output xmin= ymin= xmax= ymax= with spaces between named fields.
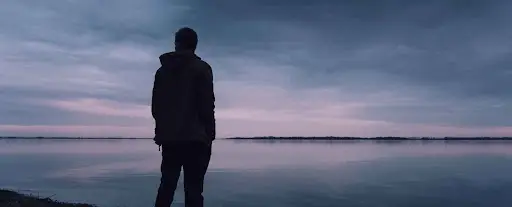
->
xmin=154 ymin=134 xmax=162 ymax=146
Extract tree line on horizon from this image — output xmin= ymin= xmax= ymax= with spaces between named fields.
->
xmin=1 ymin=136 xmax=511 ymax=140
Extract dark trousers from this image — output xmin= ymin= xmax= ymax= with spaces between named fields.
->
xmin=155 ymin=142 xmax=211 ymax=207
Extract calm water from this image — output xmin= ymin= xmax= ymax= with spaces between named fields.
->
xmin=1 ymin=139 xmax=512 ymax=207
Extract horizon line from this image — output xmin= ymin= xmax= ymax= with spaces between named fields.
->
xmin=1 ymin=136 xmax=512 ymax=140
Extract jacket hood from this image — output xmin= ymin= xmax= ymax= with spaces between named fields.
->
xmin=159 ymin=51 xmax=201 ymax=66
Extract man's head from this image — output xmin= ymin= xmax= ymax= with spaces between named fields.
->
xmin=174 ymin=27 xmax=198 ymax=52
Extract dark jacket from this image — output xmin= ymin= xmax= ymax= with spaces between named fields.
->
xmin=152 ymin=51 xmax=215 ymax=144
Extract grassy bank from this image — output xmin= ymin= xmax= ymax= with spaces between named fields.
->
xmin=0 ymin=189 xmax=94 ymax=207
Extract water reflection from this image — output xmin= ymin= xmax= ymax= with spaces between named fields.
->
xmin=2 ymin=139 xmax=512 ymax=207
xmin=2 ymin=139 xmax=512 ymax=180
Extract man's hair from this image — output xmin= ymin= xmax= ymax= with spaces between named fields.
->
xmin=175 ymin=27 xmax=198 ymax=50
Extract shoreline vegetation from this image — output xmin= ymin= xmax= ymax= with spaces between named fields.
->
xmin=226 ymin=136 xmax=512 ymax=140
xmin=0 ymin=136 xmax=150 ymax=140
xmin=0 ymin=136 xmax=511 ymax=140
xmin=0 ymin=189 xmax=94 ymax=207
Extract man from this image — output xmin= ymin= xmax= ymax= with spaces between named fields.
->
xmin=152 ymin=27 xmax=215 ymax=207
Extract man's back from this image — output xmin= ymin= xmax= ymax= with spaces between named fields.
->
xmin=152 ymin=51 xmax=215 ymax=144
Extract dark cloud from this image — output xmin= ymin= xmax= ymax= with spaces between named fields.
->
xmin=1 ymin=0 xmax=511 ymax=137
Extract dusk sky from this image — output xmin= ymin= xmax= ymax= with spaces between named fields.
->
xmin=1 ymin=0 xmax=511 ymax=138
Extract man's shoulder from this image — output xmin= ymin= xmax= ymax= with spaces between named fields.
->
xmin=192 ymin=59 xmax=212 ymax=76
xmin=194 ymin=59 xmax=211 ymax=69
xmin=154 ymin=66 xmax=163 ymax=76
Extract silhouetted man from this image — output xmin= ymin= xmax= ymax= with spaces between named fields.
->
xmin=152 ymin=27 xmax=215 ymax=207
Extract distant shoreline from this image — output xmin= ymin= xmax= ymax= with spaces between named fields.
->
xmin=227 ymin=136 xmax=512 ymax=141
xmin=0 ymin=137 xmax=151 ymax=140
xmin=1 ymin=136 xmax=511 ymax=141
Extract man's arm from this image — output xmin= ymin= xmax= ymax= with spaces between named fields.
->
xmin=197 ymin=63 xmax=216 ymax=141
xmin=151 ymin=69 xmax=162 ymax=121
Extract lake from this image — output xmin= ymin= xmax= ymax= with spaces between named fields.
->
xmin=1 ymin=139 xmax=512 ymax=207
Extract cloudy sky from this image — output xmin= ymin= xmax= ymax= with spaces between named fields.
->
xmin=1 ymin=0 xmax=511 ymax=138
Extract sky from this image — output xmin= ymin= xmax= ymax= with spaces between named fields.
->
xmin=1 ymin=0 xmax=511 ymax=138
